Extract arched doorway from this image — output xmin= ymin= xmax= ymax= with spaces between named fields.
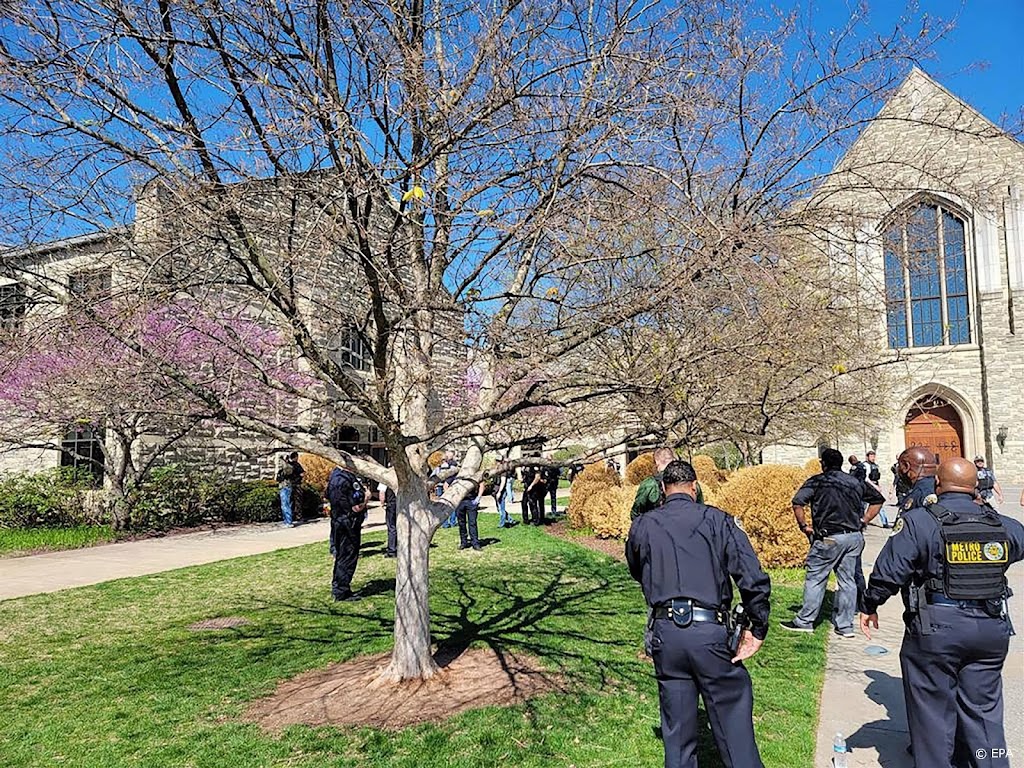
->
xmin=904 ymin=396 xmax=965 ymax=463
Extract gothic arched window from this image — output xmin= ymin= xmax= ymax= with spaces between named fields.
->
xmin=883 ymin=202 xmax=970 ymax=348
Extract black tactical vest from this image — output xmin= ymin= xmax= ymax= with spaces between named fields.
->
xmin=977 ymin=469 xmax=995 ymax=493
xmin=927 ymin=503 xmax=1009 ymax=601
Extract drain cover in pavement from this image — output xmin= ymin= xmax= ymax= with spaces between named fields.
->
xmin=864 ymin=645 xmax=889 ymax=656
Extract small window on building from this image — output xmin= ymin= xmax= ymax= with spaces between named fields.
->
xmin=335 ymin=326 xmax=372 ymax=372
xmin=60 ymin=423 xmax=105 ymax=486
xmin=68 ymin=267 xmax=112 ymax=301
xmin=0 ymin=282 xmax=28 ymax=332
xmin=883 ymin=202 xmax=971 ymax=349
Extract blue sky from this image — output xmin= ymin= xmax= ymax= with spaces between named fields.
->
xmin=808 ymin=0 xmax=1023 ymax=126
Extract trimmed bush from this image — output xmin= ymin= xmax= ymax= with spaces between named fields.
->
xmin=566 ymin=462 xmax=620 ymax=529
xmin=625 ymin=453 xmax=656 ymax=485
xmin=804 ymin=457 xmax=821 ymax=473
xmin=713 ymin=464 xmax=813 ymax=568
xmin=0 ymin=468 xmax=97 ymax=529
xmin=692 ymin=454 xmax=726 ymax=493
xmin=583 ymin=484 xmax=636 ymax=539
xmin=298 ymin=453 xmax=335 ymax=493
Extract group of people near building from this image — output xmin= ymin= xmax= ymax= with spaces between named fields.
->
xmin=625 ymin=444 xmax=1022 ymax=768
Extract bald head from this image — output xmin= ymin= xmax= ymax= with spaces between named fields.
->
xmin=898 ymin=447 xmax=937 ymax=483
xmin=653 ymin=447 xmax=675 ymax=471
xmin=935 ymin=457 xmax=980 ymax=496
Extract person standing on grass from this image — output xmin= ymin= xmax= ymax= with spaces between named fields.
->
xmin=378 ymin=482 xmax=397 ymax=558
xmin=544 ymin=463 xmax=561 ymax=519
xmin=626 ymin=460 xmax=771 ymax=768
xmin=276 ymin=451 xmax=304 ymax=527
xmin=456 ymin=482 xmax=482 ymax=551
xmin=327 ymin=466 xmax=367 ymax=602
xmin=494 ymin=463 xmax=515 ymax=528
xmin=526 ymin=463 xmax=548 ymax=525
xmin=781 ymin=448 xmax=884 ymax=638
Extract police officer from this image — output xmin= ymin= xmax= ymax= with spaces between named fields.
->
xmin=860 ymin=457 xmax=1024 ymax=768
xmin=519 ymin=464 xmax=537 ymax=525
xmin=975 ymin=455 xmax=1004 ymax=506
xmin=781 ymin=448 xmax=885 ymax=638
xmin=377 ymin=482 xmax=398 ymax=558
xmin=327 ymin=466 xmax=367 ymax=602
xmin=895 ymin=446 xmax=937 ymax=512
xmin=626 ymin=460 xmax=771 ymax=768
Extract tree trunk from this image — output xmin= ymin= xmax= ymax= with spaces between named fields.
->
xmin=379 ymin=490 xmax=441 ymax=681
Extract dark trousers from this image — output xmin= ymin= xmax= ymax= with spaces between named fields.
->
xmin=528 ymin=491 xmax=546 ymax=524
xmin=900 ymin=605 xmax=1011 ymax=768
xmin=331 ymin=516 xmax=362 ymax=597
xmin=385 ymin=504 xmax=397 ymax=556
xmin=650 ymin=619 xmax=763 ymax=768
xmin=549 ymin=486 xmax=558 ymax=517
xmin=457 ymin=503 xmax=479 ymax=547
xmin=521 ymin=490 xmax=531 ymax=524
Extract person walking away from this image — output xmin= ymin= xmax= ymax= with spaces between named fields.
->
xmin=457 ymin=482 xmax=482 ymax=550
xmin=276 ymin=451 xmax=304 ymax=527
xmin=626 ymin=460 xmax=771 ymax=768
xmin=863 ymin=450 xmax=889 ymax=527
xmin=860 ymin=457 xmax=1024 ymax=768
xmin=848 ymin=455 xmax=867 ymax=483
xmin=327 ymin=466 xmax=367 ymax=601
xmin=378 ymin=482 xmax=398 ymax=558
xmin=781 ymin=448 xmax=884 ymax=638
xmin=975 ymin=455 xmax=1004 ymax=506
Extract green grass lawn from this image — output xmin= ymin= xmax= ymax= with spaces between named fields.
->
xmin=0 ymin=525 xmax=828 ymax=768
xmin=0 ymin=525 xmax=116 ymax=557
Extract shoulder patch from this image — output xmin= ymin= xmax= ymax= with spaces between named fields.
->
xmin=890 ymin=518 xmax=905 ymax=537
xmin=903 ymin=497 xmax=915 ymax=511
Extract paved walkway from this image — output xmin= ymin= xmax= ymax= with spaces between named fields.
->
xmin=814 ymin=489 xmax=1024 ymax=767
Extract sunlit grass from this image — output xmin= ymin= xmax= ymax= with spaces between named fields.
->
xmin=0 ymin=525 xmax=116 ymax=556
xmin=0 ymin=524 xmax=827 ymax=767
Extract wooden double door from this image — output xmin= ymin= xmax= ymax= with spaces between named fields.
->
xmin=904 ymin=397 xmax=965 ymax=464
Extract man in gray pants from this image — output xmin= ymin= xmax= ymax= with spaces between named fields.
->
xmin=781 ymin=448 xmax=885 ymax=638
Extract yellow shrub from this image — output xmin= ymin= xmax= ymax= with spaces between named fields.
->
xmin=692 ymin=454 xmax=726 ymax=493
xmin=298 ymin=453 xmax=336 ymax=493
xmin=804 ymin=457 xmax=821 ymax=474
xmin=583 ymin=484 xmax=636 ymax=539
xmin=713 ymin=464 xmax=813 ymax=568
xmin=567 ymin=462 xmax=620 ymax=529
xmin=625 ymin=453 xmax=656 ymax=485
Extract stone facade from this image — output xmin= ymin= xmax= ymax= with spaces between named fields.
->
xmin=764 ymin=69 xmax=1024 ymax=484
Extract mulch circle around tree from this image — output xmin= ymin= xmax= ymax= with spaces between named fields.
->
xmin=545 ymin=521 xmax=625 ymax=562
xmin=244 ymin=647 xmax=567 ymax=731
xmin=188 ymin=617 xmax=251 ymax=631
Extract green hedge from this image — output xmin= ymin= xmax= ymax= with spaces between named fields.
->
xmin=127 ymin=465 xmax=323 ymax=531
xmin=0 ymin=468 xmax=97 ymax=529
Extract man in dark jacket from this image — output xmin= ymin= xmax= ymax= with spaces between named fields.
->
xmin=861 ymin=457 xmax=1024 ymax=768
xmin=626 ymin=460 xmax=771 ymax=768
xmin=895 ymin=446 xmax=938 ymax=514
xmin=781 ymin=448 xmax=884 ymax=638
xmin=327 ymin=467 xmax=367 ymax=601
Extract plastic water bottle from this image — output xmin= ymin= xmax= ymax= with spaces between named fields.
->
xmin=832 ymin=732 xmax=848 ymax=768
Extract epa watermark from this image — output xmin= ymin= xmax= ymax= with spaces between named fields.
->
xmin=976 ymin=747 xmax=1014 ymax=760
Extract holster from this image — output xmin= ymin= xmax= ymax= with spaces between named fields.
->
xmin=912 ymin=584 xmax=935 ymax=636
xmin=726 ymin=605 xmax=748 ymax=655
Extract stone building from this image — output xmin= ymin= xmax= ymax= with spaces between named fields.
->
xmin=0 ymin=176 xmax=463 ymax=484
xmin=764 ymin=68 xmax=1024 ymax=484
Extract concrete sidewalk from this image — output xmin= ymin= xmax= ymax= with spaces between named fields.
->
xmin=814 ymin=490 xmax=1024 ymax=767
xmin=0 ymin=489 xmax=561 ymax=603
xmin=0 ymin=510 xmax=386 ymax=602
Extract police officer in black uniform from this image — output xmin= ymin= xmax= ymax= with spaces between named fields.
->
xmin=327 ymin=466 xmax=367 ymax=602
xmin=626 ymin=460 xmax=772 ymax=768
xmin=895 ymin=446 xmax=937 ymax=512
xmin=519 ymin=465 xmax=537 ymax=525
xmin=860 ymin=456 xmax=1024 ymax=768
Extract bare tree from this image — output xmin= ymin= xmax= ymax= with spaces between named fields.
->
xmin=0 ymin=0 xmax=970 ymax=681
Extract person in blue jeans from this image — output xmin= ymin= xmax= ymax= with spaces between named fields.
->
xmin=457 ymin=483 xmax=482 ymax=550
xmin=781 ymin=448 xmax=884 ymax=638
xmin=276 ymin=451 xmax=304 ymax=527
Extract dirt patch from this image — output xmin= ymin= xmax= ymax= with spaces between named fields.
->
xmin=188 ymin=616 xmax=251 ymax=631
xmin=245 ymin=647 xmax=566 ymax=731
xmin=546 ymin=521 xmax=625 ymax=561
